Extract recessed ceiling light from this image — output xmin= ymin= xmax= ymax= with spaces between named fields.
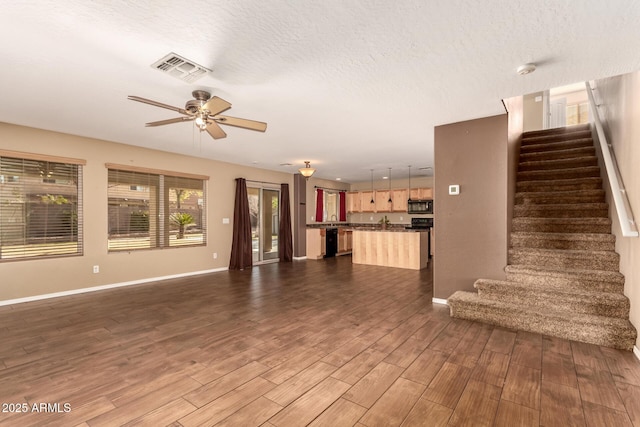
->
xmin=517 ymin=63 xmax=536 ymax=75
xmin=335 ymin=178 xmax=341 ymax=181
xmin=382 ymin=176 xmax=388 ymax=180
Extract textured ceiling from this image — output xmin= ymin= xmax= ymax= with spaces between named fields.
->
xmin=1 ymin=1 xmax=639 ymax=183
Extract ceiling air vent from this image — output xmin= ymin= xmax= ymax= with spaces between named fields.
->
xmin=151 ymin=53 xmax=211 ymax=83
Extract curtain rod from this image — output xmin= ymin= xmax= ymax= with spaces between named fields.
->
xmin=246 ymin=179 xmax=283 ymax=186
xmin=314 ymin=185 xmax=348 ymax=192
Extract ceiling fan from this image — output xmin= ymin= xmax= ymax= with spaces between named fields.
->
xmin=127 ymin=90 xmax=267 ymax=140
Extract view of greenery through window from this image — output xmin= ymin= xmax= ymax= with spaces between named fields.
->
xmin=0 ymin=155 xmax=82 ymax=260
xmin=107 ymin=169 xmax=206 ymax=251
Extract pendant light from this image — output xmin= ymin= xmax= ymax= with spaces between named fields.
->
xmin=387 ymin=167 xmax=392 ymax=203
xmin=370 ymin=169 xmax=374 ymax=204
xmin=299 ymin=161 xmax=315 ymax=179
xmin=408 ymin=165 xmax=412 ymax=202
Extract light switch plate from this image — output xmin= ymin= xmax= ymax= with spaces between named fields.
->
xmin=449 ymin=185 xmax=460 ymax=195
xmin=222 ymin=217 xmax=230 ymax=224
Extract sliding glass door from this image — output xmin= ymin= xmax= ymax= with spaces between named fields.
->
xmin=248 ymin=186 xmax=280 ymax=264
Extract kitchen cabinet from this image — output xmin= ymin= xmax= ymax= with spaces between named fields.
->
xmin=374 ymin=190 xmax=392 ymax=212
xmin=410 ymin=187 xmax=433 ymax=200
xmin=360 ymin=191 xmax=375 ymax=212
xmin=338 ymin=228 xmax=353 ymax=254
xmin=346 ymin=192 xmax=361 ymax=213
xmin=391 ymin=188 xmax=408 ymax=212
xmin=306 ymin=228 xmax=325 ymax=259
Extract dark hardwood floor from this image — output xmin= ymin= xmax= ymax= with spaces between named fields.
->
xmin=1 ymin=256 xmax=639 ymax=426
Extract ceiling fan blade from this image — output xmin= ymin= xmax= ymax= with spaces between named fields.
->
xmin=145 ymin=116 xmax=194 ymax=127
xmin=128 ymin=95 xmax=189 ymax=115
xmin=202 ymin=96 xmax=232 ymax=116
xmin=213 ymin=115 xmax=267 ymax=132
xmin=205 ymin=121 xmax=227 ymax=139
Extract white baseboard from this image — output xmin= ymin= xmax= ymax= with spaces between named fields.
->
xmin=0 ymin=267 xmax=228 ymax=307
xmin=432 ymin=298 xmax=448 ymax=305
xmin=634 ymin=345 xmax=640 ymax=361
xmin=293 ymin=256 xmax=307 ymax=260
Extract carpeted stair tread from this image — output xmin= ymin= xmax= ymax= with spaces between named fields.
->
xmin=448 ymin=291 xmax=636 ymax=350
xmin=512 ymin=217 xmax=611 ymax=233
xmin=522 ymin=129 xmax=592 ymax=145
xmin=517 ymin=166 xmax=601 ymax=181
xmin=522 ymin=124 xmax=590 ymax=139
xmin=513 ymin=202 xmax=609 ymax=218
xmin=508 ymin=247 xmax=619 ymax=271
xmin=520 ymin=138 xmax=594 ymax=154
xmin=517 ymin=176 xmax=602 ymax=192
xmin=474 ymin=279 xmax=629 ymax=318
xmin=504 ymin=265 xmax=625 ymax=293
xmin=515 ymin=189 xmax=605 ymax=205
xmin=519 ymin=146 xmax=596 ymax=162
xmin=519 ymin=156 xmax=598 ymax=172
xmin=511 ymin=231 xmax=615 ymax=251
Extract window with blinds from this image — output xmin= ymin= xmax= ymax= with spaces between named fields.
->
xmin=107 ymin=168 xmax=206 ymax=251
xmin=0 ymin=155 xmax=83 ymax=261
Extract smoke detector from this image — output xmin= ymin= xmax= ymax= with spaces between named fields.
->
xmin=151 ymin=53 xmax=211 ymax=83
xmin=517 ymin=63 xmax=536 ymax=75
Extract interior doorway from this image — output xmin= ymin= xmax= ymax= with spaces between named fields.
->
xmin=248 ymin=186 xmax=280 ymax=264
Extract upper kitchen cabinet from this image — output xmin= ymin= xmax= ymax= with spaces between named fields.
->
xmin=346 ymin=191 xmax=361 ymax=213
xmin=360 ymin=191 xmax=375 ymax=212
xmin=374 ymin=190 xmax=392 ymax=213
xmin=391 ymin=188 xmax=408 ymax=212
xmin=410 ymin=187 xmax=433 ymax=200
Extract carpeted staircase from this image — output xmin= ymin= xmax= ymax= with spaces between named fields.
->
xmin=448 ymin=124 xmax=637 ymax=350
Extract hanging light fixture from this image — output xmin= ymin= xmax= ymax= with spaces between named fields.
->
xmin=387 ymin=167 xmax=392 ymax=203
xmin=408 ymin=165 xmax=412 ymax=202
xmin=370 ymin=169 xmax=375 ymax=204
xmin=299 ymin=161 xmax=316 ymax=179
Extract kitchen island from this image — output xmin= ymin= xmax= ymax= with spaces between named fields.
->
xmin=352 ymin=229 xmax=429 ymax=270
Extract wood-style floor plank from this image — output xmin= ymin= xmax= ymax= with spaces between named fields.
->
xmin=0 ymin=256 xmax=638 ymax=426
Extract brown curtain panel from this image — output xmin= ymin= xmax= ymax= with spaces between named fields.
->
xmin=279 ymin=183 xmax=293 ymax=262
xmin=229 ymin=178 xmax=253 ymax=270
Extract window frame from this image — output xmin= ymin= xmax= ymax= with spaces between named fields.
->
xmin=106 ymin=164 xmax=208 ymax=252
xmin=0 ymin=149 xmax=85 ymax=262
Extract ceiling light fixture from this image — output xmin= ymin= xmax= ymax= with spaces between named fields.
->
xmin=387 ymin=168 xmax=392 ymax=203
xmin=408 ymin=165 xmax=412 ymax=202
xmin=370 ymin=169 xmax=375 ymax=204
xmin=299 ymin=161 xmax=315 ymax=180
xmin=517 ymin=63 xmax=536 ymax=75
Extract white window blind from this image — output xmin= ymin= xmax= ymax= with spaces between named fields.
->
xmin=0 ymin=155 xmax=83 ymax=261
xmin=107 ymin=168 xmax=206 ymax=251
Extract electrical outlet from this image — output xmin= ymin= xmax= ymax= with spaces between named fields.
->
xmin=213 ymin=253 xmax=218 ymax=259
xmin=92 ymin=265 xmax=99 ymax=274
xmin=370 ymin=216 xmax=373 ymax=221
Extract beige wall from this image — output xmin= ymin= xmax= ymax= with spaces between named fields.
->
xmin=504 ymin=96 xmax=524 ymax=241
xmin=433 ymin=114 xmax=509 ymax=299
xmin=523 ymin=92 xmax=544 ymax=132
xmin=593 ymin=71 xmax=640 ymax=348
xmin=0 ymin=122 xmax=293 ymax=302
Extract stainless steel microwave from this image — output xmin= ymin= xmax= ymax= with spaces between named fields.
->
xmin=408 ymin=199 xmax=433 ymax=214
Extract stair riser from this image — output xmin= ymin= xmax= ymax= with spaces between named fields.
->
xmin=508 ymin=252 xmax=619 ymax=271
xmin=505 ymin=271 xmax=624 ymax=293
xmin=523 ymin=125 xmax=590 ymax=139
xmin=515 ymin=193 xmax=605 ymax=205
xmin=519 ymin=157 xmax=598 ymax=172
xmin=510 ymin=236 xmax=615 ymax=251
xmin=513 ymin=207 xmax=608 ymax=219
xmin=512 ymin=222 xmax=611 ymax=233
xmin=517 ymin=180 xmax=602 ymax=192
xmin=476 ymin=287 xmax=629 ymax=319
xmin=522 ymin=131 xmax=593 ymax=146
xmin=520 ymin=139 xmax=594 ymax=153
xmin=520 ymin=147 xmax=596 ymax=162
xmin=448 ymin=301 xmax=635 ymax=350
xmin=517 ymin=168 xmax=601 ymax=181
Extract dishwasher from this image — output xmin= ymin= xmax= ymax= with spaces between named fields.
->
xmin=324 ymin=228 xmax=338 ymax=258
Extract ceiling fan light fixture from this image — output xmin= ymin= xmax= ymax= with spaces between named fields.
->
xmin=194 ymin=114 xmax=207 ymax=130
xmin=299 ymin=161 xmax=315 ymax=179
